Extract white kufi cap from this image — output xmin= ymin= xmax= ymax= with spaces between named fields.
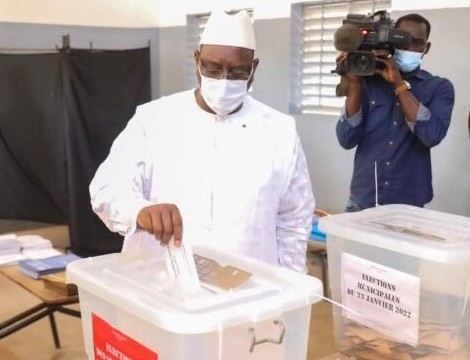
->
xmin=200 ymin=9 xmax=256 ymax=50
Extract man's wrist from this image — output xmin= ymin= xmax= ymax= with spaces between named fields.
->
xmin=348 ymin=77 xmax=362 ymax=88
xmin=394 ymin=80 xmax=411 ymax=96
xmin=345 ymin=78 xmax=362 ymax=96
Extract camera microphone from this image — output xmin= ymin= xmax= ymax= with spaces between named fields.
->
xmin=333 ymin=23 xmax=363 ymax=97
xmin=333 ymin=23 xmax=362 ymax=52
xmin=333 ymin=10 xmax=411 ymax=97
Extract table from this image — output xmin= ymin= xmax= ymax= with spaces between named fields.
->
xmin=0 ymin=266 xmax=80 ymax=348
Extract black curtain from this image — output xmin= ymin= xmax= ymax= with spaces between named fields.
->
xmin=62 ymin=49 xmax=150 ymax=256
xmin=0 ymin=48 xmax=151 ymax=257
xmin=0 ymin=53 xmax=67 ymax=223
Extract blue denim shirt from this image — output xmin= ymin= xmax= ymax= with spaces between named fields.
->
xmin=336 ymin=69 xmax=455 ymax=208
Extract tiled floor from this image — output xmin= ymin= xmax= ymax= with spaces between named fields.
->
xmin=0 ymin=256 xmax=337 ymax=360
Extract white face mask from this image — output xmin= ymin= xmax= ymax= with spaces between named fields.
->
xmin=199 ymin=74 xmax=250 ymax=116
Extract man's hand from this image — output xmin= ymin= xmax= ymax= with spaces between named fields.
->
xmin=136 ymin=204 xmax=183 ymax=246
xmin=374 ymin=50 xmax=403 ymax=86
xmin=336 ymin=52 xmax=362 ymax=117
xmin=374 ymin=50 xmax=419 ymax=122
xmin=336 ymin=52 xmax=362 ymax=83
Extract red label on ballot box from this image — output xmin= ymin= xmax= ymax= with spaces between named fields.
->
xmin=92 ymin=313 xmax=158 ymax=360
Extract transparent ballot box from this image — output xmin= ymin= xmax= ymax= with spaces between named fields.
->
xmin=67 ymin=244 xmax=323 ymax=360
xmin=319 ymin=204 xmax=470 ymax=360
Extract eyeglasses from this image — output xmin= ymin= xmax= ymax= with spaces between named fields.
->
xmin=199 ymin=61 xmax=253 ymax=81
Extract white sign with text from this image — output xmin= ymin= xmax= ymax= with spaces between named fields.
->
xmin=341 ymin=253 xmax=420 ymax=346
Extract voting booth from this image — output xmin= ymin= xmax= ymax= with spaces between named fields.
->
xmin=319 ymin=204 xmax=470 ymax=359
xmin=67 ymin=244 xmax=323 ymax=360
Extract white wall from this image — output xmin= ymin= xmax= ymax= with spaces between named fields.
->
xmin=155 ymin=0 xmax=470 ymax=26
xmin=392 ymin=0 xmax=470 ymax=11
xmin=1 ymin=0 xmax=468 ymax=27
xmin=416 ymin=9 xmax=470 ymax=216
xmin=0 ymin=0 xmax=159 ymax=27
xmin=0 ymin=0 xmax=297 ymax=27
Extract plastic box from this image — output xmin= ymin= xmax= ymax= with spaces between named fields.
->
xmin=67 ymin=244 xmax=322 ymax=360
xmin=319 ymin=204 xmax=470 ymax=359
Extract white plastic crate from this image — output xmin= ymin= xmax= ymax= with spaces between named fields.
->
xmin=67 ymin=244 xmax=323 ymax=360
xmin=319 ymin=204 xmax=470 ymax=359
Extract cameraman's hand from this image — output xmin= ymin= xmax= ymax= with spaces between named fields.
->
xmin=336 ymin=52 xmax=362 ymax=83
xmin=136 ymin=204 xmax=183 ymax=246
xmin=336 ymin=52 xmax=362 ymax=100
xmin=374 ymin=50 xmax=402 ymax=85
xmin=337 ymin=52 xmax=362 ymax=118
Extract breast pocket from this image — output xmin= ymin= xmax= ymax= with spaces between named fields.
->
xmin=364 ymin=97 xmax=394 ymax=134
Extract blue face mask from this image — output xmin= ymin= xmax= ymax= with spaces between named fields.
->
xmin=393 ymin=49 xmax=423 ymax=73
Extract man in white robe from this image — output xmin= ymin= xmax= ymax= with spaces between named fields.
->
xmin=89 ymin=9 xmax=315 ymax=273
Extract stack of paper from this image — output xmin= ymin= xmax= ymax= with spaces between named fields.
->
xmin=18 ymin=253 xmax=81 ymax=279
xmin=0 ymin=234 xmax=24 ymax=266
xmin=0 ymin=234 xmax=21 ymax=255
xmin=18 ymin=235 xmax=61 ymax=259
xmin=0 ymin=234 xmax=61 ymax=267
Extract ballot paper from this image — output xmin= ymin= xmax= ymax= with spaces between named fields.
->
xmin=193 ymin=254 xmax=252 ymax=292
xmin=342 ymin=320 xmax=470 ymax=360
xmin=164 ymin=239 xmax=202 ymax=296
xmin=164 ymin=239 xmax=253 ymax=297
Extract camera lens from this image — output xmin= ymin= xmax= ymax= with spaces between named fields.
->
xmin=357 ymin=54 xmax=373 ymax=70
xmin=347 ymin=51 xmax=376 ymax=76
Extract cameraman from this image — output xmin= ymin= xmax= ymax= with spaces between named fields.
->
xmin=336 ymin=13 xmax=455 ymax=211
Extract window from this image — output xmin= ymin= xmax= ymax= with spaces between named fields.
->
xmin=186 ymin=9 xmax=254 ymax=90
xmin=290 ymin=0 xmax=391 ymax=115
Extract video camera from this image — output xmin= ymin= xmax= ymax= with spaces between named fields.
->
xmin=334 ymin=10 xmax=410 ymax=76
